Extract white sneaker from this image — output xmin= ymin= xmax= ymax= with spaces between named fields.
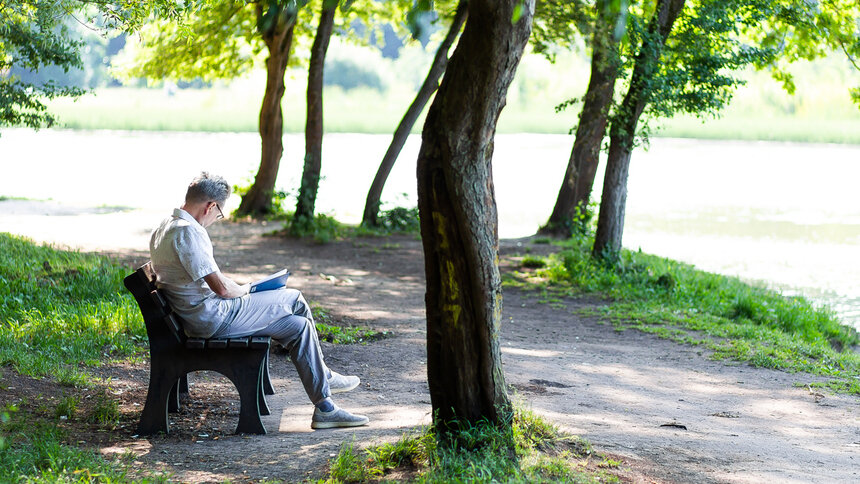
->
xmin=328 ymin=371 xmax=360 ymax=394
xmin=311 ymin=405 xmax=370 ymax=429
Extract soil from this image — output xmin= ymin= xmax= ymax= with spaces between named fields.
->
xmin=2 ymin=208 xmax=859 ymax=483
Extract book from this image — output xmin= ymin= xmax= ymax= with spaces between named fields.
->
xmin=249 ymin=269 xmax=290 ymax=293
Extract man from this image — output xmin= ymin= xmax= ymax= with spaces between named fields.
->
xmin=149 ymin=172 xmax=368 ymax=429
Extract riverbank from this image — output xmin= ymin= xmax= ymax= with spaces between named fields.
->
xmin=2 ymin=219 xmax=859 ymax=482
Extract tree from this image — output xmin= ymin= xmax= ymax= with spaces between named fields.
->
xmin=541 ymin=0 xmax=860 ymax=241
xmin=537 ymin=0 xmax=625 ymax=237
xmin=361 ymin=0 xmax=467 ymax=227
xmin=124 ymin=0 xmax=416 ymax=217
xmin=590 ymin=0 xmax=860 ymax=257
xmin=237 ymin=3 xmax=303 ymax=216
xmin=293 ymin=0 xmax=339 ymax=230
xmin=593 ymin=0 xmax=686 ymax=257
xmin=0 ymin=1 xmax=186 ymax=133
xmin=122 ymin=1 xmax=312 ymax=217
xmin=417 ymin=0 xmax=533 ymax=432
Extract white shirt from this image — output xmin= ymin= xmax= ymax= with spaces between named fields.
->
xmin=149 ymin=208 xmax=234 ymax=337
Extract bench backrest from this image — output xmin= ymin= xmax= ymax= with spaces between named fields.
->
xmin=124 ymin=262 xmax=187 ymax=348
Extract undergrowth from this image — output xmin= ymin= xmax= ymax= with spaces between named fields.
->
xmin=506 ymin=235 xmax=860 ymax=393
xmin=320 ymin=406 xmax=619 ymax=483
xmin=232 ymin=181 xmax=420 ymax=243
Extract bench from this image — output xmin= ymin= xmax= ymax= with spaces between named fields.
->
xmin=124 ymin=263 xmax=275 ymax=435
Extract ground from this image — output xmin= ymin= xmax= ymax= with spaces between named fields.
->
xmin=2 ymin=214 xmax=859 ymax=483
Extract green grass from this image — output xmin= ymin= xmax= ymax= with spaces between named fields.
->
xmin=0 ymin=233 xmax=145 ymax=386
xmin=0 ymin=404 xmax=167 ymax=483
xmin=320 ymin=406 xmax=618 ymax=483
xmin=312 ymin=304 xmax=390 ymax=345
xmin=507 ymin=235 xmax=860 ymax=393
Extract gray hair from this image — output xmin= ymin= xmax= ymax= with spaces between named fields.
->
xmin=185 ymin=172 xmax=231 ymax=205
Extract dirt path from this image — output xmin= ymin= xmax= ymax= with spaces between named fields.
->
xmin=3 ymin=205 xmax=859 ymax=483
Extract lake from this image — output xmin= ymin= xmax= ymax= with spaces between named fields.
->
xmin=1 ymin=129 xmax=858 ymax=329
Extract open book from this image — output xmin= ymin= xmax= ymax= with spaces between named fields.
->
xmin=249 ymin=269 xmax=290 ymax=293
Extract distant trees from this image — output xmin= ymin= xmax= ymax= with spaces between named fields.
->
xmin=417 ymin=0 xmax=533 ymax=431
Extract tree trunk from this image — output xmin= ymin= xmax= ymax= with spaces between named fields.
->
xmin=293 ymin=4 xmax=337 ymax=229
xmin=539 ymin=0 xmax=621 ymax=237
xmin=417 ymin=0 xmax=533 ymax=433
xmin=236 ymin=16 xmax=294 ymax=217
xmin=361 ymin=1 xmax=468 ymax=227
xmin=593 ymin=0 xmax=685 ymax=258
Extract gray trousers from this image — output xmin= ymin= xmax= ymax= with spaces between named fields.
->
xmin=212 ymin=288 xmax=331 ymax=404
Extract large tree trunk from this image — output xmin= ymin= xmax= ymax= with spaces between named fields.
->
xmin=237 ymin=15 xmax=294 ymax=217
xmin=593 ymin=0 xmax=685 ymax=258
xmin=417 ymin=0 xmax=533 ymax=433
xmin=361 ymin=1 xmax=468 ymax=227
xmin=293 ymin=3 xmax=336 ymax=229
xmin=539 ymin=0 xmax=621 ymax=237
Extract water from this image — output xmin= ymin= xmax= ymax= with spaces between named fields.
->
xmin=1 ymin=129 xmax=858 ymax=328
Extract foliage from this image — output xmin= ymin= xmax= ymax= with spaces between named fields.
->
xmin=0 ymin=404 xmax=166 ymax=483
xmin=232 ymin=179 xmax=293 ymax=219
xmin=0 ymin=233 xmax=145 ymax=385
xmin=542 ymin=0 xmax=860 ymax=148
xmin=321 ymin=406 xmax=616 ymax=483
xmin=372 ymin=205 xmax=421 ymax=234
xmin=506 ymin=235 xmax=860 ymax=393
xmin=1 ymin=2 xmax=85 ymax=129
xmin=0 ymin=1 xmax=192 ymax=131
xmin=118 ymin=0 xmax=426 ymax=84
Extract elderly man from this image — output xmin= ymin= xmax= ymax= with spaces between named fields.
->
xmin=149 ymin=172 xmax=368 ymax=429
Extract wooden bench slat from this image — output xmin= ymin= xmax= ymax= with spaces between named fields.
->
xmin=185 ymin=338 xmax=205 ymax=349
xmin=228 ymin=338 xmax=250 ymax=348
xmin=208 ymin=339 xmax=228 ymax=349
xmin=250 ymin=337 xmax=270 ymax=349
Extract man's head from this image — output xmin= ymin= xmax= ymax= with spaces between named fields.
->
xmin=183 ymin=172 xmax=231 ymax=226
xmin=186 ymin=172 xmax=231 ymax=206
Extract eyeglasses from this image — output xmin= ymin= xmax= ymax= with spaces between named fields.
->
xmin=214 ymin=203 xmax=224 ymax=220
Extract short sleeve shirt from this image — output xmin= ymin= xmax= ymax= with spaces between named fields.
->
xmin=149 ymin=208 xmax=234 ymax=337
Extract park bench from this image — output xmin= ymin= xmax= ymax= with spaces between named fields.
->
xmin=124 ymin=263 xmax=275 ymax=435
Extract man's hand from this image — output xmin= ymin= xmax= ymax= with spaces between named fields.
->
xmin=203 ymin=271 xmax=250 ymax=299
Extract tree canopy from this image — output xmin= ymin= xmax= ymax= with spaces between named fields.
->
xmin=0 ymin=1 xmax=190 ymax=131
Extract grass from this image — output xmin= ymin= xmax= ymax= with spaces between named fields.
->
xmin=0 ymin=403 xmax=167 ymax=483
xmin=0 ymin=232 xmax=145 ymax=386
xmin=320 ymin=406 xmax=620 ymax=483
xmin=507 ymin=235 xmax=860 ymax=393
xmin=312 ymin=304 xmax=390 ymax=344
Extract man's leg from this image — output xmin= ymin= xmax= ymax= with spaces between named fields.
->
xmin=255 ymin=313 xmax=330 ymax=404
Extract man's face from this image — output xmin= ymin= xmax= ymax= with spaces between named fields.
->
xmin=203 ymin=201 xmax=224 ymax=228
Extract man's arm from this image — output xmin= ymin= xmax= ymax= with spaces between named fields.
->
xmin=203 ymin=271 xmax=250 ymax=299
